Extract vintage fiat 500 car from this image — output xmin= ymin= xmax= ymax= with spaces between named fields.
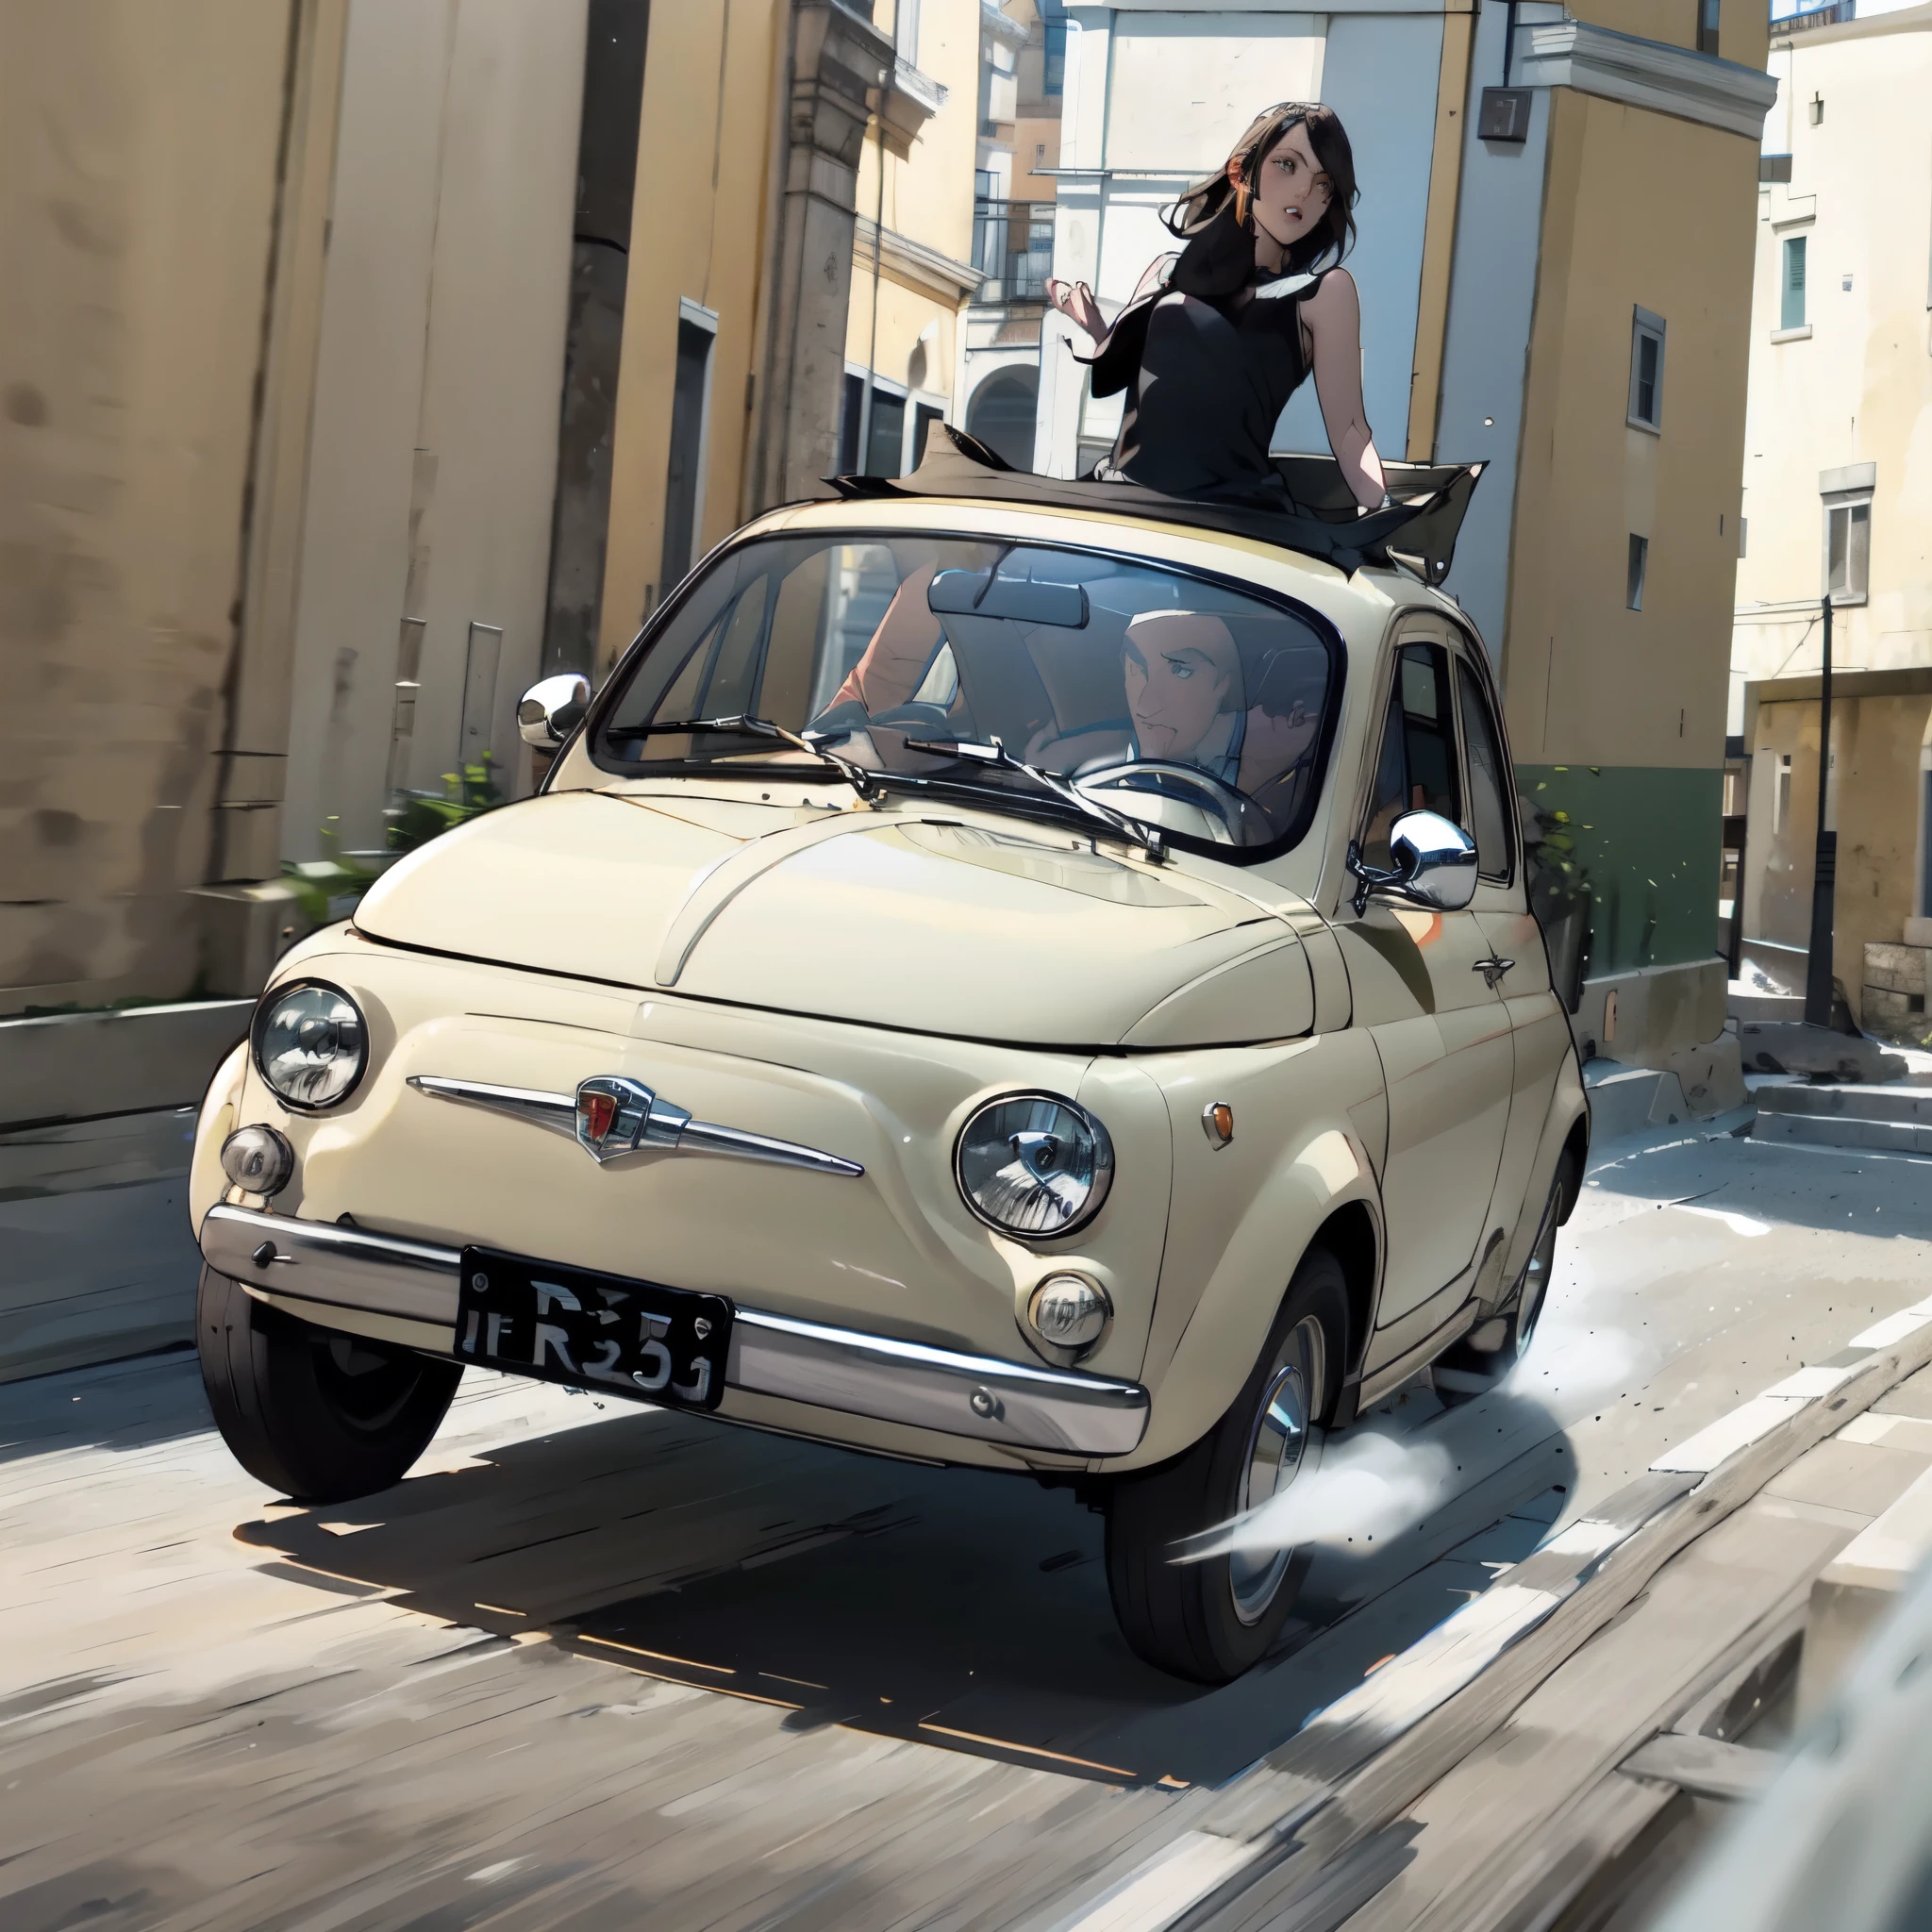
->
xmin=190 ymin=449 xmax=1586 ymax=1683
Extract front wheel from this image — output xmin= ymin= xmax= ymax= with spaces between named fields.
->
xmin=1104 ymin=1248 xmax=1346 ymax=1683
xmin=197 ymin=1265 xmax=462 ymax=1503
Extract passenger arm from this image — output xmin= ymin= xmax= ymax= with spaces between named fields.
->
xmin=824 ymin=562 xmax=944 ymax=718
xmin=1303 ymin=269 xmax=1389 ymax=512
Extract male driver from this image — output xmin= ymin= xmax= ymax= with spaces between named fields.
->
xmin=1121 ymin=610 xmax=1318 ymax=805
xmin=1123 ymin=609 xmax=1245 ymax=778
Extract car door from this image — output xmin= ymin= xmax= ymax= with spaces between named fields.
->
xmin=1348 ymin=635 xmax=1516 ymax=1329
xmin=1452 ymin=644 xmax=1573 ymax=1248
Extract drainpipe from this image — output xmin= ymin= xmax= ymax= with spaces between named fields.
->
xmin=1804 ymin=592 xmax=1837 ymax=1027
xmin=858 ymin=111 xmax=887 ymax=470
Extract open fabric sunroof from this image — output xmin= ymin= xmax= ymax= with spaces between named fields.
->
xmin=822 ymin=425 xmax=1484 ymax=588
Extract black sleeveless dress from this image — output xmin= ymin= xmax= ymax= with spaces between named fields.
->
xmin=1082 ymin=255 xmax=1322 ymax=511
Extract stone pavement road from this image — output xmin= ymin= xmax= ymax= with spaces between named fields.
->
xmin=4 ymin=1119 xmax=1931 ymax=1930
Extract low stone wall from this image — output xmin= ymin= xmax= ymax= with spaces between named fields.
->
xmin=0 ymin=1001 xmax=249 ymax=1379
xmin=1 ymin=1000 xmax=252 ymax=1131
xmin=0 ymin=1109 xmax=200 ymax=1384
xmin=1572 ymin=957 xmax=1728 ymax=1069
xmin=1865 ymin=941 xmax=1932 ymax=1047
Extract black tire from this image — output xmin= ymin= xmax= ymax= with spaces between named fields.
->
xmin=197 ymin=1264 xmax=462 ymax=1503
xmin=1443 ymin=1146 xmax=1578 ymax=1382
xmin=1489 ymin=1146 xmax=1577 ymax=1362
xmin=1105 ymin=1247 xmax=1347 ymax=1684
xmin=1497 ymin=1146 xmax=1576 ymax=1360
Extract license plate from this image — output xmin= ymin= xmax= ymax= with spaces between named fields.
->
xmin=456 ymin=1247 xmax=733 ymax=1411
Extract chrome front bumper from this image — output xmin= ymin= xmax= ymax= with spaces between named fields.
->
xmin=198 ymin=1204 xmax=1148 ymax=1457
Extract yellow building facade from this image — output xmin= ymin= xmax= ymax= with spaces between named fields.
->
xmin=1039 ymin=1 xmax=1774 ymax=1066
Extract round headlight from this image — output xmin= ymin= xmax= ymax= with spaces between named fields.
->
xmin=955 ymin=1092 xmax=1114 ymax=1238
xmin=252 ymin=980 xmax=367 ymax=1111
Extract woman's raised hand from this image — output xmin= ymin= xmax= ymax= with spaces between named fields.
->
xmin=1046 ymin=278 xmax=1106 ymax=342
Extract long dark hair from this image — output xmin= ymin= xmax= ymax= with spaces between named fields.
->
xmin=1165 ymin=103 xmax=1358 ymax=301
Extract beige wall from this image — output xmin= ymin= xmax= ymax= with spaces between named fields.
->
xmin=0 ymin=1 xmax=296 ymax=1012
xmin=1747 ymin=689 xmax=1932 ymax=1010
xmin=1506 ymin=87 xmax=1759 ymax=770
xmin=598 ymin=0 xmax=783 ymax=672
xmin=281 ymin=0 xmax=586 ymax=859
xmin=845 ymin=0 xmax=982 ymax=412
xmin=1012 ymin=113 xmax=1061 ymax=201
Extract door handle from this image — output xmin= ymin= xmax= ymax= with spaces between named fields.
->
xmin=1474 ymin=956 xmax=1514 ymax=989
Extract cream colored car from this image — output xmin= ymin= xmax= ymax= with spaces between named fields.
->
xmin=191 ymin=483 xmax=1585 ymax=1683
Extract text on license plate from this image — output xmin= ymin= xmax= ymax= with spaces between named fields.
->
xmin=456 ymin=1246 xmax=732 ymax=1411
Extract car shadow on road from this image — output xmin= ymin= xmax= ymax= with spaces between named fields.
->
xmin=237 ymin=1370 xmax=1577 ymax=1790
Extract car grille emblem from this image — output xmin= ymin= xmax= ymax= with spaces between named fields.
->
xmin=574 ymin=1075 xmax=690 ymax=1163
xmin=408 ymin=1074 xmax=864 ymax=1178
xmin=579 ymin=1090 xmax=619 ymax=1144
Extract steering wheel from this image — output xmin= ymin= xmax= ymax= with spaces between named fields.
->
xmin=865 ymin=703 xmax=960 ymax=733
xmin=1073 ymin=759 xmax=1253 ymax=838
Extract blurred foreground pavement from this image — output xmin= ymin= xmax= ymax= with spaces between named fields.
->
xmin=5 ymin=1114 xmax=1932 ymax=1930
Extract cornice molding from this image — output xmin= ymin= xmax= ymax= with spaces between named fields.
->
xmin=854 ymin=217 xmax=985 ymax=305
xmin=1514 ymin=19 xmax=1779 ymax=139
xmin=878 ymin=56 xmax=947 ymax=159
xmin=981 ymin=1 xmax=1030 ymax=50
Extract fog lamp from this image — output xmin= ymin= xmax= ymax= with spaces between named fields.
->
xmin=220 ymin=1124 xmax=295 ymax=1196
xmin=1027 ymin=1273 xmax=1112 ymax=1355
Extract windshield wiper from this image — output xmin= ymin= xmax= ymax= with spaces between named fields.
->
xmin=903 ymin=735 xmax=1168 ymax=863
xmin=718 ymin=713 xmax=891 ymax=802
xmin=609 ymin=712 xmax=897 ymax=804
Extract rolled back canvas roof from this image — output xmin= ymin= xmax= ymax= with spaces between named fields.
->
xmin=821 ymin=425 xmax=1483 ymax=588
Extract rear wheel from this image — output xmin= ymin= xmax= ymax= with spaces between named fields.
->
xmin=1491 ymin=1147 xmax=1577 ymax=1362
xmin=1104 ymin=1248 xmax=1346 ymax=1684
xmin=197 ymin=1264 xmax=461 ymax=1503
xmin=1443 ymin=1147 xmax=1577 ymax=1381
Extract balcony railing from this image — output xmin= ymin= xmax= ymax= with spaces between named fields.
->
xmin=972 ymin=198 xmax=1055 ymax=306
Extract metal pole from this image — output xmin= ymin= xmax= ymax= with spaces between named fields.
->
xmin=858 ymin=112 xmax=886 ymax=473
xmin=1804 ymin=591 xmax=1837 ymax=1028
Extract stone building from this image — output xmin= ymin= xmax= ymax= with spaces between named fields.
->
xmin=1730 ymin=2 xmax=1932 ymax=1040
xmin=1 ymin=0 xmax=981 ymax=1019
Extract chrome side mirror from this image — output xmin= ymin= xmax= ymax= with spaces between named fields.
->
xmin=517 ymin=673 xmax=590 ymax=749
xmin=1345 ymin=808 xmax=1478 ymax=917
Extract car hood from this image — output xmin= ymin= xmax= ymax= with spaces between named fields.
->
xmin=353 ymin=790 xmax=1318 ymax=1047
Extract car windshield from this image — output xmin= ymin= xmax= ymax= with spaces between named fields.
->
xmin=593 ymin=533 xmax=1340 ymax=855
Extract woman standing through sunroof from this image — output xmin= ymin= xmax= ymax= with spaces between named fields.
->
xmin=1047 ymin=102 xmax=1390 ymax=515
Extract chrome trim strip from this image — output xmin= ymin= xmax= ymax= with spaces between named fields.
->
xmin=408 ymin=1075 xmax=577 ymax=1138
xmin=729 ymin=1307 xmax=1148 ymax=1456
xmin=678 ymin=1118 xmax=863 ymax=1176
xmin=202 ymin=1202 xmax=462 ymax=1326
xmin=406 ymin=1074 xmax=862 ymax=1176
xmin=197 ymin=1206 xmax=1147 ymax=1457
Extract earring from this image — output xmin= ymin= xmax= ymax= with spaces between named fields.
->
xmin=1234 ymin=181 xmax=1251 ymax=227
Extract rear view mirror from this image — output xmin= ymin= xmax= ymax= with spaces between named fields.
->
xmin=517 ymin=674 xmax=591 ymax=749
xmin=1344 ymin=808 xmax=1478 ymax=917
xmin=928 ymin=570 xmax=1089 ymax=628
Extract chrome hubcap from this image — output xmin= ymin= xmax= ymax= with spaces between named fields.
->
xmin=1229 ymin=1314 xmax=1326 ymax=1624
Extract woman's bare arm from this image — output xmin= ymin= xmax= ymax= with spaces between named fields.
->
xmin=1302 ymin=268 xmax=1389 ymax=511
xmin=1047 ymin=256 xmax=1174 ymax=351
